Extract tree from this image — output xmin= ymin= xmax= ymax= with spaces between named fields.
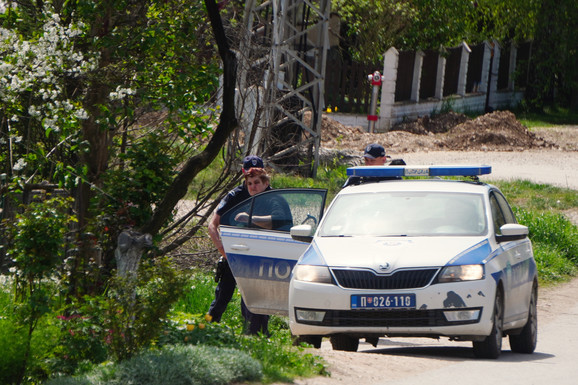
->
xmin=1 ymin=0 xmax=243 ymax=290
xmin=332 ymin=0 xmax=415 ymax=63
xmin=525 ymin=0 xmax=578 ymax=110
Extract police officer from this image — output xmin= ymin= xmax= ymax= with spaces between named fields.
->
xmin=363 ymin=143 xmax=388 ymax=165
xmin=207 ymin=155 xmax=270 ymax=335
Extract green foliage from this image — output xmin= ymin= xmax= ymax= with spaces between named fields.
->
xmin=273 ymin=166 xmax=348 ymax=203
xmin=99 ymin=132 xmax=181 ymax=230
xmin=0 ymin=285 xmax=65 ymax=385
xmin=515 ymin=208 xmax=578 ymax=282
xmin=515 ymin=107 xmax=578 ymax=128
xmin=495 ymin=180 xmax=578 ymax=211
xmin=45 ymin=344 xmax=262 ymax=385
xmin=6 ymin=197 xmax=75 ymax=282
xmin=2 ymin=197 xmax=76 ymax=383
xmin=164 ymin=273 xmax=328 ymax=382
xmin=0 ymin=287 xmax=28 ymax=384
xmin=238 ymin=329 xmax=328 ymax=382
xmin=516 ymin=209 xmax=578 ymax=262
xmin=78 ymin=257 xmax=188 ymax=361
xmin=399 ymin=0 xmax=471 ymax=50
xmin=523 ymin=0 xmax=578 ymax=110
xmin=487 ymin=180 xmax=578 ymax=284
xmin=531 ymin=243 xmax=577 ymax=283
xmin=333 ymin=0 xmax=415 ymax=62
xmin=333 ymin=0 xmax=542 ymax=60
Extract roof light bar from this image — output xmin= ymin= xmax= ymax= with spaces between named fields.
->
xmin=346 ymin=165 xmax=492 ymax=178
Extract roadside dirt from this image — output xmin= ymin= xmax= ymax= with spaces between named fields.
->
xmin=318 ymin=110 xmax=578 ymax=225
xmin=320 ymin=110 xmax=575 ymax=153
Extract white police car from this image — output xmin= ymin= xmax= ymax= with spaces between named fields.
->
xmin=219 ymin=166 xmax=537 ymax=359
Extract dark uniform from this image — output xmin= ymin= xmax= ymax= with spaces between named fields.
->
xmin=208 ymin=183 xmax=271 ymax=335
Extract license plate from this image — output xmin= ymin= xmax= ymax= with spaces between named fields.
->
xmin=351 ymin=294 xmax=416 ymax=309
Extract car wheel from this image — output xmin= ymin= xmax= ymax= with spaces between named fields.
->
xmin=330 ymin=335 xmax=359 ymax=352
xmin=473 ymin=288 xmax=504 ymax=359
xmin=293 ymin=335 xmax=322 ymax=349
xmin=509 ymin=282 xmax=538 ymax=354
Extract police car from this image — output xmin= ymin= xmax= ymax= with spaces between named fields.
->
xmin=219 ymin=166 xmax=538 ymax=359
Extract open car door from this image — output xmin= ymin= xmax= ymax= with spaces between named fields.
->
xmin=220 ymin=188 xmax=327 ymax=316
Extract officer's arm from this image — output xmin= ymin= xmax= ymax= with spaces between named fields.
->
xmin=208 ymin=210 xmax=227 ymax=257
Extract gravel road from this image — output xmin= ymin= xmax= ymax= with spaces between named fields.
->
xmin=401 ymin=149 xmax=578 ymax=190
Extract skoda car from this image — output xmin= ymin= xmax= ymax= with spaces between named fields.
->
xmin=219 ymin=165 xmax=537 ymax=359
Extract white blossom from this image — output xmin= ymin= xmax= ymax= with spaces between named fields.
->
xmin=74 ymin=108 xmax=89 ymax=120
xmin=109 ymin=86 xmax=136 ymax=101
xmin=13 ymin=158 xmax=27 ymax=171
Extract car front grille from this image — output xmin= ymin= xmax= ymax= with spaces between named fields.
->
xmin=295 ymin=308 xmax=482 ymax=327
xmin=331 ymin=268 xmax=438 ymax=289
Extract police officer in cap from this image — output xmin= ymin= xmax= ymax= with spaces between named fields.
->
xmin=343 ymin=143 xmax=405 ymax=187
xmin=363 ymin=143 xmax=388 ymax=165
xmin=207 ymin=155 xmax=270 ymax=335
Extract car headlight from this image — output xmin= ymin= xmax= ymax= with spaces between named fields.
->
xmin=437 ymin=264 xmax=484 ymax=282
xmin=293 ymin=265 xmax=333 ymax=284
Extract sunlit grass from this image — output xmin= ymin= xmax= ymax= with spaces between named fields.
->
xmin=514 ymin=106 xmax=578 ymax=128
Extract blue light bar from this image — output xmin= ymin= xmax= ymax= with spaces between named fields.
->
xmin=346 ymin=165 xmax=492 ymax=177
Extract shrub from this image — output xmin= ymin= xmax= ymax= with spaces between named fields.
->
xmin=515 ymin=208 xmax=578 ymax=282
xmin=46 ymin=345 xmax=262 ymax=385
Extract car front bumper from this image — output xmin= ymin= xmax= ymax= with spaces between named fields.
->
xmin=288 ymin=278 xmax=496 ymax=338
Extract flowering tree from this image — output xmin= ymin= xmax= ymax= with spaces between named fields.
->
xmin=1 ymin=1 xmax=241 ymax=288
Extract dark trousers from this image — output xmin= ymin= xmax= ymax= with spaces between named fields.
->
xmin=208 ymin=259 xmax=269 ymax=335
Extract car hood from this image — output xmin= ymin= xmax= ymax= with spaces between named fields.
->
xmin=311 ymin=236 xmax=490 ymax=271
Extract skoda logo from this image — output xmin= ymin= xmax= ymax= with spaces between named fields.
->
xmin=379 ymin=262 xmax=390 ymax=271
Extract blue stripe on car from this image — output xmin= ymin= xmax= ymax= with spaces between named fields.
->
xmin=447 ymin=240 xmax=492 ymax=265
xmin=227 ymin=253 xmax=296 ymax=282
xmin=297 ymin=241 xmax=327 ymax=266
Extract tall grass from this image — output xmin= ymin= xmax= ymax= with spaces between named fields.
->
xmin=492 ymin=180 xmax=578 ymax=284
xmin=165 ymin=273 xmax=327 ymax=383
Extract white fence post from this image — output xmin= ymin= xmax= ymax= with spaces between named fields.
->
xmin=457 ymin=41 xmax=471 ymax=97
xmin=411 ymin=50 xmax=425 ymax=102
xmin=479 ymin=41 xmax=493 ymax=94
xmin=377 ymin=47 xmax=399 ymax=131
xmin=435 ymin=52 xmax=446 ymax=100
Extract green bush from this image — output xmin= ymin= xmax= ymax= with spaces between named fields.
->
xmin=0 ymin=288 xmax=63 ymax=385
xmin=0 ymin=312 xmax=28 ymax=384
xmin=46 ymin=345 xmax=262 ymax=385
xmin=515 ymin=208 xmax=578 ymax=282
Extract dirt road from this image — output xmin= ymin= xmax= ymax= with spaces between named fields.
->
xmin=402 ymin=149 xmax=578 ymax=190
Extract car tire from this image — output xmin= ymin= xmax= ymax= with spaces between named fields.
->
xmin=330 ymin=335 xmax=359 ymax=352
xmin=473 ymin=288 xmax=504 ymax=359
xmin=293 ymin=335 xmax=322 ymax=349
xmin=509 ymin=282 xmax=538 ymax=354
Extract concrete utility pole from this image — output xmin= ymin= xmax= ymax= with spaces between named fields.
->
xmin=238 ymin=0 xmax=331 ymax=177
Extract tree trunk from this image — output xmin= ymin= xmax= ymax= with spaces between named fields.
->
xmin=114 ymin=230 xmax=152 ymax=277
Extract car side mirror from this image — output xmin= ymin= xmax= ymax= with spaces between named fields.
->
xmin=290 ymin=224 xmax=314 ymax=243
xmin=496 ymin=223 xmax=529 ymax=243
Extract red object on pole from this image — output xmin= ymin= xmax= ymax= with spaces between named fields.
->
xmin=367 ymin=71 xmax=384 ymax=133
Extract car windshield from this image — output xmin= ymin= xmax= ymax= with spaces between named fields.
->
xmin=318 ymin=191 xmax=487 ymax=237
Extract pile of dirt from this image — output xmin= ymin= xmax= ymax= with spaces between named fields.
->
xmin=320 ymin=110 xmax=559 ymax=154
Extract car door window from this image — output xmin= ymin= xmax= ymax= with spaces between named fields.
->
xmin=220 ymin=189 xmax=326 ymax=233
xmin=489 ymin=191 xmax=516 ymax=235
